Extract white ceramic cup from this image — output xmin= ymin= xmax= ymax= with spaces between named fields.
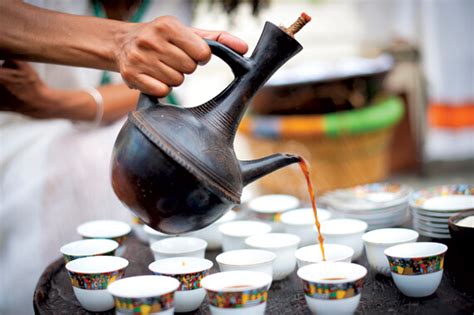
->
xmin=245 ymin=233 xmax=300 ymax=281
xmin=143 ymin=225 xmax=174 ymax=246
xmin=107 ymin=275 xmax=179 ymax=315
xmin=295 ymin=243 xmax=354 ymax=268
xmin=297 ymin=262 xmax=367 ymax=315
xmin=201 ymin=271 xmax=272 ymax=315
xmin=149 ymin=257 xmax=213 ymax=312
xmin=65 ymin=256 xmax=129 ymax=312
xmin=216 ymin=249 xmax=276 ymax=278
xmin=384 ymin=242 xmax=448 ymax=297
xmin=281 ymin=208 xmax=332 ymax=247
xmin=189 ymin=210 xmax=237 ymax=250
xmin=320 ymin=219 xmax=368 ymax=260
xmin=248 ymin=194 xmax=300 ymax=232
xmin=218 ymin=220 xmax=272 ymax=252
xmin=362 ymin=228 xmax=419 ymax=276
xmin=60 ymin=239 xmax=119 ymax=263
xmin=77 ymin=220 xmax=131 ymax=256
xmin=150 ymin=236 xmax=207 ymax=260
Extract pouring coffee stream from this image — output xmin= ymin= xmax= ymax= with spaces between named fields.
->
xmin=111 ymin=14 xmax=313 ymax=235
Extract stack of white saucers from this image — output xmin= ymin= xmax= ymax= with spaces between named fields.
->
xmin=320 ymin=183 xmax=412 ymax=230
xmin=410 ymin=184 xmax=474 ymax=239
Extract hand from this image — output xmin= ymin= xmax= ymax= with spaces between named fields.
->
xmin=115 ymin=16 xmax=248 ymax=97
xmin=0 ymin=60 xmax=58 ymax=118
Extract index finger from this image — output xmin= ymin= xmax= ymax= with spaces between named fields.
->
xmin=168 ymin=26 xmax=211 ymax=64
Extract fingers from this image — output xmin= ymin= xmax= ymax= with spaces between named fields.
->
xmin=148 ymin=16 xmax=211 ymax=65
xmin=9 ymin=60 xmax=33 ymax=71
xmin=193 ymin=28 xmax=249 ymax=55
xmin=125 ymin=73 xmax=171 ymax=97
xmin=138 ymin=39 xmax=197 ymax=75
xmin=117 ymin=16 xmax=248 ymax=97
xmin=0 ymin=68 xmax=24 ymax=84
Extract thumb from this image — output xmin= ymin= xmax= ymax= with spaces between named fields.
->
xmin=192 ymin=28 xmax=248 ymax=55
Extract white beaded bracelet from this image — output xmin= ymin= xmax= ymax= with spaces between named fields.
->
xmin=84 ymin=87 xmax=104 ymax=128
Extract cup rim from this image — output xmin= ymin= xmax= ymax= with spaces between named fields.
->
xmin=148 ymin=257 xmax=213 ymax=275
xmin=65 ymin=256 xmax=129 ymax=274
xmin=448 ymin=209 xmax=474 ymax=229
xmin=107 ymin=275 xmax=179 ymax=298
xmin=362 ymin=228 xmax=419 ymax=245
xmin=280 ymin=208 xmax=331 ymax=226
xmin=150 ymin=237 xmax=207 ymax=254
xmin=295 ymin=244 xmax=354 ymax=264
xmin=248 ymin=194 xmax=300 ymax=213
xmin=60 ymin=239 xmax=119 ymax=256
xmin=216 ymin=249 xmax=276 ymax=266
xmin=77 ymin=220 xmax=131 ymax=238
xmin=384 ymin=242 xmax=448 ymax=258
xmin=218 ymin=220 xmax=272 ymax=237
xmin=320 ymin=219 xmax=368 ymax=235
xmin=245 ymin=233 xmax=300 ymax=249
xmin=201 ymin=271 xmax=272 ymax=292
xmin=297 ymin=262 xmax=367 ymax=284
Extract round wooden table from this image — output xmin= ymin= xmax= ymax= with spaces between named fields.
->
xmin=34 ymin=234 xmax=474 ymax=314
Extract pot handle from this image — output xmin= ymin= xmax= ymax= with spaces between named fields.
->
xmin=204 ymin=39 xmax=251 ymax=77
xmin=137 ymin=40 xmax=250 ymax=110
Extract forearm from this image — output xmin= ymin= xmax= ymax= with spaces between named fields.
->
xmin=46 ymin=84 xmax=139 ymax=123
xmin=0 ymin=1 xmax=130 ymax=71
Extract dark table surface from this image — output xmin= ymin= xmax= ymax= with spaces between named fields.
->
xmin=34 ymin=233 xmax=474 ymax=315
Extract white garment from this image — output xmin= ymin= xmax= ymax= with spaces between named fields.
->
xmin=0 ymin=1 xmax=192 ymax=314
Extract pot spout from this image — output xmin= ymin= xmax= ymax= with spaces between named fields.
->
xmin=239 ymin=153 xmax=301 ymax=187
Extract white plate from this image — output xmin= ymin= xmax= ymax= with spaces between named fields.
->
xmin=412 ymin=208 xmax=463 ymax=218
xmin=412 ymin=218 xmax=449 ymax=228
xmin=331 ymin=205 xmax=408 ymax=220
xmin=413 ymin=222 xmax=449 ymax=233
xmin=415 ymin=228 xmax=451 ymax=239
xmin=411 ymin=212 xmax=449 ymax=223
xmin=410 ymin=184 xmax=474 ymax=211
xmin=362 ymin=215 xmax=409 ymax=226
xmin=321 ymin=183 xmax=411 ymax=211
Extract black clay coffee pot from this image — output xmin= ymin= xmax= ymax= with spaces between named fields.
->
xmin=111 ymin=17 xmax=310 ymax=234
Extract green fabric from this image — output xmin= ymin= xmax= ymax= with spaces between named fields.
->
xmin=92 ymin=0 xmax=150 ymax=85
xmin=164 ymin=93 xmax=178 ymax=105
xmin=323 ymin=96 xmax=404 ymax=137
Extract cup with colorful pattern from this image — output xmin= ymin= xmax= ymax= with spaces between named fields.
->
xmin=65 ymin=256 xmax=129 ymax=312
xmin=201 ymin=271 xmax=272 ymax=315
xmin=218 ymin=220 xmax=272 ymax=252
xmin=384 ymin=242 xmax=448 ymax=297
xmin=245 ymin=233 xmax=300 ymax=281
xmin=143 ymin=225 xmax=174 ymax=246
xmin=150 ymin=236 xmax=207 ymax=261
xmin=60 ymin=239 xmax=119 ymax=263
xmin=216 ymin=249 xmax=276 ymax=278
xmin=295 ymin=244 xmax=354 ymax=268
xmin=362 ymin=228 xmax=419 ymax=276
xmin=281 ymin=207 xmax=332 ymax=247
xmin=107 ymin=275 xmax=179 ymax=315
xmin=148 ymin=257 xmax=213 ymax=312
xmin=248 ymin=194 xmax=300 ymax=232
xmin=77 ymin=220 xmax=131 ymax=256
xmin=297 ymin=262 xmax=367 ymax=315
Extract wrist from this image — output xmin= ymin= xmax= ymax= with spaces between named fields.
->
xmin=45 ymin=88 xmax=97 ymax=121
xmin=110 ymin=21 xmax=138 ymax=72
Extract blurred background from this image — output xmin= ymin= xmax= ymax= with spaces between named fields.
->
xmin=182 ymin=0 xmax=474 ymax=198
xmin=0 ymin=0 xmax=473 ymax=314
